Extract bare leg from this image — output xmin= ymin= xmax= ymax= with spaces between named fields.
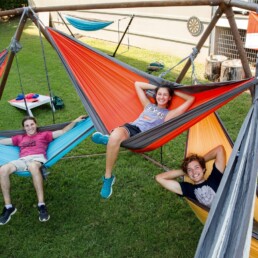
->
xmin=28 ymin=161 xmax=44 ymax=203
xmin=0 ymin=163 xmax=17 ymax=205
xmin=105 ymin=127 xmax=129 ymax=178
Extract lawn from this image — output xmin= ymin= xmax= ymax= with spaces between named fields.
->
xmin=0 ymin=16 xmax=252 ymax=258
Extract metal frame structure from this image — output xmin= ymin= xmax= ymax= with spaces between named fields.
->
xmin=1 ymin=2 xmax=258 ymax=257
xmin=0 ymin=0 xmax=257 ymax=98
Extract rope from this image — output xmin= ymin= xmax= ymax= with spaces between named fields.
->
xmin=159 ymin=47 xmax=200 ymax=84
xmin=9 ymin=37 xmax=22 ymax=54
xmin=9 ymin=37 xmax=30 ymax=116
xmin=30 ymin=7 xmax=56 ymax=123
xmin=14 ymin=54 xmax=30 ymax=116
xmin=190 ymin=47 xmax=200 ymax=85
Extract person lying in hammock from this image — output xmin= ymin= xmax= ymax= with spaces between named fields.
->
xmin=0 ymin=114 xmax=86 ymax=225
xmin=155 ymin=145 xmax=226 ymax=208
xmin=91 ymin=81 xmax=195 ymax=199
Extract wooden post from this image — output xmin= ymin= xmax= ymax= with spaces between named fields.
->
xmin=112 ymin=15 xmax=134 ymax=57
xmin=176 ymin=6 xmax=224 ymax=83
xmin=223 ymin=5 xmax=253 ymax=97
xmin=0 ymin=9 xmax=28 ymax=99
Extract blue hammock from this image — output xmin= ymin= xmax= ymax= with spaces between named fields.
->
xmin=64 ymin=15 xmax=113 ymax=31
xmin=0 ymin=116 xmax=95 ymax=177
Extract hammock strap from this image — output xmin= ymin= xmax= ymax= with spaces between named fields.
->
xmin=190 ymin=47 xmax=200 ymax=85
xmin=159 ymin=47 xmax=200 ymax=84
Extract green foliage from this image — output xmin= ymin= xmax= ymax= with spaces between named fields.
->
xmin=0 ymin=0 xmax=27 ymax=11
xmin=0 ymin=17 xmax=252 ymax=258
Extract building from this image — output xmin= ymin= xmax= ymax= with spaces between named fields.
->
xmin=30 ymin=0 xmax=258 ymax=68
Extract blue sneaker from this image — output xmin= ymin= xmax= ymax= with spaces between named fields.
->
xmin=100 ymin=175 xmax=116 ymax=199
xmin=92 ymin=132 xmax=109 ymax=145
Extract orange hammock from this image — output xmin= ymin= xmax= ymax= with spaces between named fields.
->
xmin=46 ymin=27 xmax=257 ymax=152
xmin=0 ymin=49 xmax=8 ymax=78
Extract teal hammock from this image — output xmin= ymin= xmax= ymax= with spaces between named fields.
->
xmin=64 ymin=15 xmax=113 ymax=31
xmin=0 ymin=117 xmax=95 ymax=177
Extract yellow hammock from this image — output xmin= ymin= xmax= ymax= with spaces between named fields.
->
xmin=184 ymin=112 xmax=258 ymax=258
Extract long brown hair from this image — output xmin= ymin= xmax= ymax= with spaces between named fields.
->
xmin=154 ymin=86 xmax=174 ymax=108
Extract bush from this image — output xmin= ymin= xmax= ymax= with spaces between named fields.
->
xmin=0 ymin=0 xmax=27 ymax=11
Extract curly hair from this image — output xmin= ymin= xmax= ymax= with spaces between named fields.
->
xmin=181 ymin=154 xmax=206 ymax=174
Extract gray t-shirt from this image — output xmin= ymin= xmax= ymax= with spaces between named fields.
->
xmin=131 ymin=103 xmax=169 ymax=132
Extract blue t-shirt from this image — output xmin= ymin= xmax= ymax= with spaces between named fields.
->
xmin=131 ymin=103 xmax=169 ymax=132
xmin=179 ymin=163 xmax=223 ymax=208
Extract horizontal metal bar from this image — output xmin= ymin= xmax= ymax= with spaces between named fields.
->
xmin=0 ymin=0 xmax=223 ymax=17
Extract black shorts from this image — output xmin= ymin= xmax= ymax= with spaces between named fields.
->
xmin=122 ymin=123 xmax=141 ymax=137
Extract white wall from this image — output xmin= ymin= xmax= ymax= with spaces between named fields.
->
xmin=29 ymin=0 xmax=216 ymax=63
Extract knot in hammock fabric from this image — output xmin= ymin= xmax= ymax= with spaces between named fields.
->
xmin=10 ymin=37 xmax=22 ymax=54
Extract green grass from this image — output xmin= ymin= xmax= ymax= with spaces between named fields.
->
xmin=0 ymin=17 xmax=252 ymax=258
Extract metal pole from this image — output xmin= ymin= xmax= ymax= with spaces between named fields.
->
xmin=57 ymin=12 xmax=75 ymax=38
xmin=229 ymin=0 xmax=258 ymax=12
xmin=112 ymin=15 xmax=134 ymax=57
xmin=176 ymin=6 xmax=224 ymax=83
xmin=0 ymin=9 xmax=28 ymax=99
xmin=0 ymin=0 xmax=223 ymax=17
xmin=223 ymin=5 xmax=254 ymax=96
